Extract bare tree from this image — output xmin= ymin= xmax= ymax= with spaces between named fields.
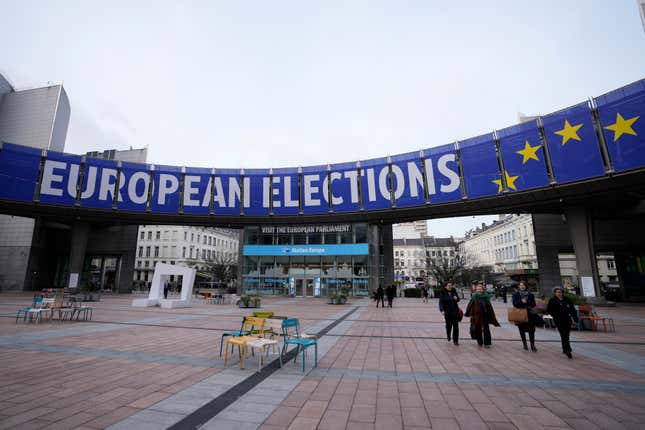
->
xmin=187 ymin=254 xmax=238 ymax=285
xmin=425 ymin=254 xmax=466 ymax=288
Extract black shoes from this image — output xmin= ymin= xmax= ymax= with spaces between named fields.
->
xmin=531 ymin=344 xmax=537 ymax=352
xmin=522 ymin=343 xmax=528 ymax=351
xmin=453 ymin=341 xmax=459 ymax=346
xmin=565 ymin=351 xmax=572 ymax=359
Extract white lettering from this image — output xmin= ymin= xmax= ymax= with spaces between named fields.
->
xmin=229 ymin=177 xmax=242 ymax=208
xmin=201 ymin=177 xmax=211 ymax=207
xmin=283 ymin=176 xmax=298 ymax=207
xmin=40 ymin=160 xmax=66 ymax=197
xmin=213 ymin=177 xmax=225 ymax=207
xmin=117 ymin=172 xmax=126 ymax=202
xmin=272 ymin=176 xmax=281 ymax=208
xmin=157 ymin=174 xmax=179 ymax=205
xmin=304 ymin=174 xmax=320 ymax=206
xmin=321 ymin=174 xmax=329 ymax=203
xmin=378 ymin=166 xmax=390 ymax=200
xmin=391 ymin=164 xmax=405 ymax=199
xmin=343 ymin=170 xmax=359 ymax=204
xmin=364 ymin=168 xmax=376 ymax=202
xmin=98 ymin=168 xmax=118 ymax=202
xmin=330 ymin=172 xmax=343 ymax=205
xmin=81 ymin=166 xmax=97 ymax=199
xmin=67 ymin=164 xmax=80 ymax=198
xmin=263 ymin=177 xmax=271 ymax=208
xmin=424 ymin=158 xmax=436 ymax=196
xmin=438 ymin=153 xmax=460 ymax=193
xmin=406 ymin=162 xmax=424 ymax=198
xmin=183 ymin=175 xmax=200 ymax=207
xmin=128 ymin=171 xmax=150 ymax=204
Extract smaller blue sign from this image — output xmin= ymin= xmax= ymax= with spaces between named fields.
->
xmin=243 ymin=244 xmax=369 ymax=256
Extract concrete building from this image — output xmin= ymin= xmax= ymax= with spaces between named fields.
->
xmin=394 ymin=236 xmax=459 ymax=287
xmin=0 ymin=74 xmax=71 ymax=291
xmin=393 ymin=220 xmax=428 ymax=239
xmin=134 ymin=226 xmax=239 ymax=290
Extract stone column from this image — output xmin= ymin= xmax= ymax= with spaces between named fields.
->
xmin=565 ymin=205 xmax=601 ymax=298
xmin=381 ymin=224 xmax=394 ymax=288
xmin=68 ymin=222 xmax=90 ymax=289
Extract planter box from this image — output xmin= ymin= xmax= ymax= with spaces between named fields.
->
xmin=238 ymin=302 xmax=261 ymax=308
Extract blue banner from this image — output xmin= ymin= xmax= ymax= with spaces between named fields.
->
xmin=497 ymin=120 xmax=550 ymax=192
xmin=422 ymin=143 xmax=462 ymax=204
xmin=458 ymin=133 xmax=501 ymax=199
xmin=150 ymin=164 xmax=181 ymax=213
xmin=272 ymin=167 xmax=300 ymax=216
xmin=38 ymin=150 xmax=82 ymax=206
xmin=330 ymin=161 xmax=360 ymax=213
xmin=183 ymin=167 xmax=212 ymax=215
xmin=213 ymin=169 xmax=241 ymax=215
xmin=541 ymin=101 xmax=605 ymax=183
xmin=115 ymin=162 xmax=150 ymax=212
xmin=243 ymin=169 xmax=270 ymax=216
xmin=301 ymin=165 xmax=329 ymax=214
xmin=0 ymin=143 xmax=41 ymax=202
xmin=80 ymin=157 xmax=119 ymax=209
xmin=595 ymin=79 xmax=645 ymax=173
xmin=243 ymin=243 xmax=369 ymax=256
xmin=360 ymin=157 xmax=391 ymax=210
xmin=391 ymin=151 xmax=425 ymax=208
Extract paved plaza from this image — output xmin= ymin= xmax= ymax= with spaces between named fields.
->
xmin=1 ymin=294 xmax=645 ymax=430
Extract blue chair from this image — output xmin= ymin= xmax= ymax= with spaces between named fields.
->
xmin=16 ymin=296 xmax=42 ymax=323
xmin=219 ymin=317 xmax=252 ymax=356
xmin=281 ymin=318 xmax=317 ymax=372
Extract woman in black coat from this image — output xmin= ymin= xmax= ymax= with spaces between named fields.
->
xmin=512 ymin=282 xmax=537 ymax=352
xmin=439 ymin=283 xmax=460 ymax=345
xmin=547 ymin=286 xmax=578 ymax=359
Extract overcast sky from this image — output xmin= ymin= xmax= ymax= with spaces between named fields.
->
xmin=1 ymin=1 xmax=644 ymax=236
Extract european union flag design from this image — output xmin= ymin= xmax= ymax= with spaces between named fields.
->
xmin=39 ymin=150 xmax=83 ymax=207
xmin=330 ymin=161 xmax=360 ymax=213
xmin=422 ymin=143 xmax=462 ymax=204
xmin=301 ymin=165 xmax=329 ymax=214
xmin=497 ymin=120 xmax=549 ymax=192
xmin=117 ymin=161 xmax=151 ymax=212
xmin=244 ymin=168 xmax=270 ymax=216
xmin=360 ymin=157 xmax=392 ymax=210
xmin=391 ymin=151 xmax=425 ymax=208
xmin=213 ymin=169 xmax=241 ymax=215
xmin=595 ymin=79 xmax=645 ymax=173
xmin=149 ymin=164 xmax=182 ymax=213
xmin=458 ymin=133 xmax=501 ymax=199
xmin=0 ymin=143 xmax=41 ymax=202
xmin=541 ymin=101 xmax=605 ymax=183
xmin=182 ymin=166 xmax=212 ymax=215
xmin=272 ymin=167 xmax=300 ymax=216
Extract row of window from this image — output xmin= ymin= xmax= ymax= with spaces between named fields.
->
xmin=137 ymin=245 xmax=236 ymax=261
xmin=139 ymin=229 xmax=237 ymax=250
xmin=394 ymin=249 xmax=455 ymax=258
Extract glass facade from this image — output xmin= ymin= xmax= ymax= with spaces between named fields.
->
xmin=242 ymin=223 xmax=373 ymax=296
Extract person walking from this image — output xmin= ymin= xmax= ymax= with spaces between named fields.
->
xmin=439 ymin=282 xmax=461 ymax=345
xmin=501 ymin=285 xmax=508 ymax=304
xmin=421 ymin=286 xmax=429 ymax=303
xmin=386 ymin=284 xmax=395 ymax=308
xmin=375 ymin=285 xmax=385 ymax=308
xmin=163 ymin=281 xmax=169 ymax=299
xmin=512 ymin=282 xmax=538 ymax=352
xmin=465 ymin=284 xmax=500 ymax=348
xmin=547 ymin=286 xmax=578 ymax=359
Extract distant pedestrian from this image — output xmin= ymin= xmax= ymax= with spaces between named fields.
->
xmin=547 ymin=286 xmax=578 ymax=359
xmin=163 ymin=282 xmax=169 ymax=299
xmin=421 ymin=286 xmax=429 ymax=303
xmin=512 ymin=282 xmax=538 ymax=352
xmin=501 ymin=285 xmax=508 ymax=304
xmin=386 ymin=284 xmax=395 ymax=308
xmin=465 ymin=284 xmax=500 ymax=348
xmin=439 ymin=282 xmax=461 ymax=345
xmin=375 ymin=285 xmax=385 ymax=308
xmin=393 ymin=284 xmax=398 ymax=298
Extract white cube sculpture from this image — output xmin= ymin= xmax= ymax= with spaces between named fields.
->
xmin=132 ymin=263 xmax=196 ymax=309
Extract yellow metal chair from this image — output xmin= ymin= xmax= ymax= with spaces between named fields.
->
xmin=223 ymin=317 xmax=265 ymax=369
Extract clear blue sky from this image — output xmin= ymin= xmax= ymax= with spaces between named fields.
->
xmin=1 ymin=1 xmax=644 ymax=236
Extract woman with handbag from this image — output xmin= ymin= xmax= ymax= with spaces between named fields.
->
xmin=439 ymin=282 xmax=461 ymax=345
xmin=547 ymin=286 xmax=578 ymax=359
xmin=512 ymin=282 xmax=538 ymax=352
xmin=465 ymin=284 xmax=500 ymax=348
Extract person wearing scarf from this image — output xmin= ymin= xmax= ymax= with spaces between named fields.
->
xmin=512 ymin=282 xmax=538 ymax=352
xmin=547 ymin=286 xmax=578 ymax=359
xmin=465 ymin=284 xmax=500 ymax=348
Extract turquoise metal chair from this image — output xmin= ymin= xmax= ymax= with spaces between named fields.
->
xmin=219 ymin=317 xmax=251 ymax=356
xmin=16 ymin=296 xmax=41 ymax=323
xmin=281 ymin=318 xmax=317 ymax=372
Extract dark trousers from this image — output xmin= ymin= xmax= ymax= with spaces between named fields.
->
xmin=557 ymin=325 xmax=572 ymax=353
xmin=502 ymin=294 xmax=507 ymax=303
xmin=376 ymin=297 xmax=385 ymax=307
xmin=517 ymin=323 xmax=536 ymax=346
xmin=387 ymin=297 xmax=393 ymax=307
xmin=474 ymin=324 xmax=491 ymax=346
xmin=445 ymin=315 xmax=459 ymax=342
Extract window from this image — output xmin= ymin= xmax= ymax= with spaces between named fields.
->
xmin=191 ymin=233 xmax=194 ymax=242
xmin=148 ymin=231 xmax=152 ymax=240
xmin=156 ymin=231 xmax=161 ymax=240
xmin=137 ymin=261 xmax=142 ymax=268
xmin=197 ymin=234 xmax=201 ymax=243
xmin=154 ymin=246 xmax=159 ymax=257
xmin=207 ymin=250 xmax=211 ymax=260
xmin=607 ymin=260 xmax=616 ymax=270
xmin=208 ymin=237 xmax=212 ymax=246
xmin=140 ymin=231 xmax=145 ymax=240
xmin=182 ymin=247 xmax=186 ymax=258
xmin=144 ymin=260 xmax=149 ymax=268
xmin=203 ymin=236 xmax=207 ymax=245
xmin=145 ymin=246 xmax=151 ymax=257
xmin=184 ymin=231 xmax=188 ymax=240
xmin=202 ymin=249 xmax=206 ymax=259
xmin=138 ymin=246 xmax=143 ymax=257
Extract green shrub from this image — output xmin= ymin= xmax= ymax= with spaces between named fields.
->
xmin=564 ymin=293 xmax=588 ymax=305
xmin=404 ymin=288 xmax=421 ymax=298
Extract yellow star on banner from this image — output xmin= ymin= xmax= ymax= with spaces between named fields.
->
xmin=604 ymin=112 xmax=639 ymax=141
xmin=492 ymin=171 xmax=519 ymax=193
xmin=554 ymin=120 xmax=583 ymax=145
xmin=516 ymin=140 xmax=541 ymax=164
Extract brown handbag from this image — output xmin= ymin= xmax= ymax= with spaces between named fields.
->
xmin=508 ymin=307 xmax=528 ymax=323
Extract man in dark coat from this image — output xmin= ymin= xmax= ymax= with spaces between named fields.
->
xmin=439 ymin=282 xmax=461 ymax=345
xmin=375 ymin=285 xmax=385 ymax=308
xmin=547 ymin=286 xmax=578 ymax=359
xmin=386 ymin=284 xmax=395 ymax=308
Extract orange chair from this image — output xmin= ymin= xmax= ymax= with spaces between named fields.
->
xmin=577 ymin=305 xmax=613 ymax=332
xmin=223 ymin=316 xmax=265 ymax=369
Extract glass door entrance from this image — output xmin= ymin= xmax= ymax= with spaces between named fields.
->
xmin=295 ymin=279 xmax=315 ymax=297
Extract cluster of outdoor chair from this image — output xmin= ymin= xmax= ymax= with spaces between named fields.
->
xmin=16 ymin=294 xmax=93 ymax=323
xmin=220 ymin=311 xmax=317 ymax=372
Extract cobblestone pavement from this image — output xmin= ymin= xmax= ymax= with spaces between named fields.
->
xmin=0 ymin=293 xmax=644 ymax=429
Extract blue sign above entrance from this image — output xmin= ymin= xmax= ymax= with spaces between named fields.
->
xmin=243 ymin=244 xmax=369 ymax=256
